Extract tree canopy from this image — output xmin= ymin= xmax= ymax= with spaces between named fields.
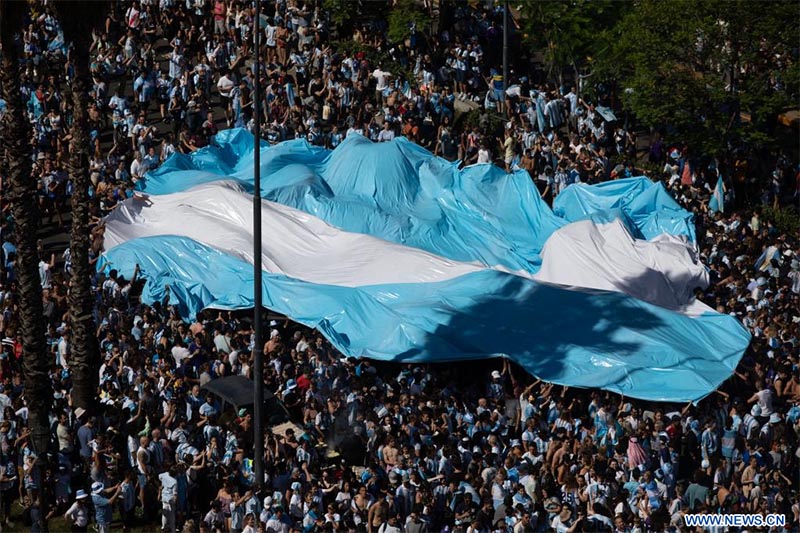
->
xmin=521 ymin=0 xmax=618 ymax=83
xmin=519 ymin=0 xmax=800 ymax=153
xmin=387 ymin=0 xmax=432 ymax=44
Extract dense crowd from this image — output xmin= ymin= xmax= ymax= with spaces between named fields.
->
xmin=1 ymin=1 xmax=799 ymax=532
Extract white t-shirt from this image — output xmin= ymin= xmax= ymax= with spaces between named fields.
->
xmin=372 ymin=69 xmax=390 ymax=91
xmin=217 ymin=75 xmax=235 ymax=97
xmin=39 ymin=260 xmax=52 ymax=289
xmin=756 ymin=389 xmax=774 ymax=416
xmin=378 ymin=129 xmax=395 ymax=142
xmin=214 ymin=334 xmax=232 ymax=354
xmin=788 ymin=269 xmax=800 ymax=294
xmin=265 ymin=25 xmax=277 ymax=46
xmin=130 ymin=158 xmax=143 ymax=179
xmin=65 ymin=501 xmax=89 ymax=527
xmin=57 ymin=338 xmax=70 ymax=369
xmin=158 ymin=472 xmax=177 ymax=503
xmin=171 ymin=346 xmax=191 ymax=365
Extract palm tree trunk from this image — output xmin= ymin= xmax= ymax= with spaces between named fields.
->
xmin=59 ymin=10 xmax=102 ymax=412
xmin=0 ymin=0 xmax=52 ymax=518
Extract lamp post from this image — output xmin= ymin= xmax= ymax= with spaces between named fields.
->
xmin=503 ymin=0 xmax=508 ymax=106
xmin=252 ymin=0 xmax=264 ymax=489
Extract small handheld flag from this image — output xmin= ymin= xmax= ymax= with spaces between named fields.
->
xmin=709 ymin=176 xmax=725 ymax=213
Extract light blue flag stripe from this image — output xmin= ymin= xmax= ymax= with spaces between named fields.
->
xmin=105 ymin=129 xmax=752 ymax=402
xmin=137 ymin=129 xmax=694 ymax=274
xmin=709 ymin=176 xmax=725 ymax=213
xmin=102 ymin=235 xmax=750 ymax=402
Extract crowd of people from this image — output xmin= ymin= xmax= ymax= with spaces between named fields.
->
xmin=0 ymin=0 xmax=799 ymax=532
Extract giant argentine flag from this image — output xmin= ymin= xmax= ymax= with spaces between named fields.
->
xmin=102 ymin=129 xmax=749 ymax=402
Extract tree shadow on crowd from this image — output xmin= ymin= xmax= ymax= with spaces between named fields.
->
xmin=385 ymin=271 xmax=686 ymax=394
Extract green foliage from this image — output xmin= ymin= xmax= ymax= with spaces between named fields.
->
xmin=454 ymin=108 xmax=505 ymax=138
xmin=387 ymin=0 xmax=431 ymax=44
xmin=520 ymin=0 xmax=620 ymax=81
xmin=323 ymin=0 xmax=357 ymax=30
xmin=454 ymin=109 xmax=506 ymax=137
xmin=330 ymin=40 xmax=415 ymax=82
xmin=762 ymin=205 xmax=800 ymax=235
xmin=598 ymin=0 xmax=799 ymax=154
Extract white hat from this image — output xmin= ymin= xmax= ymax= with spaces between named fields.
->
xmin=264 ymin=496 xmax=273 ymax=508
xmin=74 ymin=407 xmax=86 ymax=419
xmin=751 ymin=404 xmax=762 ymax=417
xmin=91 ymin=481 xmax=105 ymax=495
xmin=75 ymin=489 xmax=88 ymax=500
xmin=491 ymin=370 xmax=501 ymax=379
xmin=769 ymin=413 xmax=781 ymax=424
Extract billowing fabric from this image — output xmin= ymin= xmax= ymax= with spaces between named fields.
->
xmin=552 ymin=177 xmax=697 ymax=242
xmin=138 ymin=129 xmax=684 ymax=274
xmin=107 ymin=182 xmax=709 ymax=313
xmin=101 ymin=130 xmax=751 ymax=402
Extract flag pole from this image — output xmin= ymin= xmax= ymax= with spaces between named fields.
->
xmin=252 ymin=0 xmax=265 ymax=489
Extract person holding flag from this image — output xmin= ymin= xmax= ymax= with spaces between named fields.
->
xmin=709 ymin=175 xmax=725 ymax=213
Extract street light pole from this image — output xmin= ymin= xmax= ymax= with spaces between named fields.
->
xmin=503 ymin=0 xmax=508 ymax=105
xmin=252 ymin=0 xmax=264 ymax=489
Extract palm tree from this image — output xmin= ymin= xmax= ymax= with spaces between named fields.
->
xmin=56 ymin=2 xmax=108 ymax=411
xmin=0 ymin=0 xmax=53 ymax=511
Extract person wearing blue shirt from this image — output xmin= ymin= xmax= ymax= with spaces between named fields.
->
xmin=700 ymin=419 xmax=719 ymax=461
xmin=199 ymin=394 xmax=220 ymax=418
xmin=159 ymin=467 xmax=179 ymax=532
xmin=77 ymin=416 xmax=95 ymax=463
xmin=91 ymin=482 xmax=121 ymax=533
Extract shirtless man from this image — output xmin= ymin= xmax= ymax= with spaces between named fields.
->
xmin=367 ymin=495 xmax=390 ymax=533
xmin=382 ymin=437 xmax=400 ymax=470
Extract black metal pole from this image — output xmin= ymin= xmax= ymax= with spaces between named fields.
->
xmin=252 ymin=0 xmax=264 ymax=489
xmin=503 ymin=0 xmax=508 ymax=109
xmin=0 ymin=176 xmax=4 ymax=286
